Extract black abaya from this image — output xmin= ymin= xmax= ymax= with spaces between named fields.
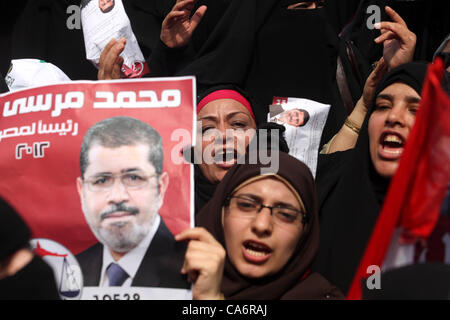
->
xmin=149 ymin=0 xmax=355 ymax=146
xmin=341 ymin=0 xmax=450 ymax=65
xmin=11 ymin=0 xmax=97 ymax=80
xmin=0 ymin=197 xmax=60 ymax=299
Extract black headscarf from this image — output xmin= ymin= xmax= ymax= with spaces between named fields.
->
xmin=196 ymin=152 xmax=344 ymax=299
xmin=122 ymin=0 xmax=175 ymax=60
xmin=0 ymin=197 xmax=60 ymax=299
xmin=363 ymin=263 xmax=450 ymax=300
xmin=434 ymin=35 xmax=450 ymax=95
xmin=0 ymin=255 xmax=61 ymax=300
xmin=11 ymin=0 xmax=98 ymax=80
xmin=0 ymin=198 xmax=30 ymax=262
xmin=0 ymin=0 xmax=27 ymax=75
xmin=194 ymin=165 xmax=217 ymax=215
xmin=323 ymin=0 xmax=361 ymax=35
xmin=243 ymin=1 xmax=341 ymax=125
xmin=341 ymin=0 xmax=450 ymax=64
xmin=313 ymin=62 xmax=429 ymax=294
xmin=149 ymin=0 xmax=349 ymax=145
xmin=0 ymin=74 xmax=8 ymax=93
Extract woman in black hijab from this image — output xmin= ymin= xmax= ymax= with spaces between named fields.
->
xmin=177 ymin=152 xmax=344 ymax=299
xmin=312 ymin=62 xmax=429 ymax=294
xmin=0 ymin=74 xmax=8 ymax=93
xmin=0 ymin=197 xmax=59 ymax=300
xmin=150 ymin=0 xmax=424 ymax=150
xmin=10 ymin=0 xmax=98 ymax=80
xmin=148 ymin=0 xmax=351 ymax=146
xmin=341 ymin=0 xmax=449 ymax=66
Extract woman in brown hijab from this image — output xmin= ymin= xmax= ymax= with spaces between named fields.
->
xmin=176 ymin=152 xmax=343 ymax=299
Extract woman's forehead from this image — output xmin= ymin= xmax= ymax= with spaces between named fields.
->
xmin=233 ymin=176 xmax=302 ymax=208
xmin=198 ymin=99 xmax=252 ymax=118
xmin=377 ymin=82 xmax=421 ymax=99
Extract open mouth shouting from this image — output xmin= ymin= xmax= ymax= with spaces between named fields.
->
xmin=378 ymin=130 xmax=406 ymax=160
xmin=242 ymin=240 xmax=273 ymax=263
xmin=213 ymin=148 xmax=238 ymax=169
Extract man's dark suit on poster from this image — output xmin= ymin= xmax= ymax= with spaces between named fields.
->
xmin=76 ymin=219 xmax=189 ymax=288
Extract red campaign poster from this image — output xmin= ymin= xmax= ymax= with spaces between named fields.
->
xmin=0 ymin=77 xmax=196 ymax=300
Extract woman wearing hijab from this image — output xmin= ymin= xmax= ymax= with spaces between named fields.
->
xmin=191 ymin=85 xmax=258 ymax=214
xmin=195 ymin=86 xmax=257 ymax=184
xmin=433 ymin=34 xmax=450 ymax=94
xmin=341 ymin=0 xmax=449 ymax=66
xmin=322 ymin=5 xmax=417 ymax=154
xmin=0 ymin=197 xmax=60 ymax=300
xmin=149 ymin=0 xmax=348 ymax=145
xmin=177 ymin=152 xmax=344 ymax=299
xmin=192 ymin=84 xmax=290 ymax=214
xmin=149 ymin=0 xmax=424 ymax=152
xmin=10 ymin=0 xmax=98 ymax=80
xmin=0 ymin=74 xmax=8 ymax=93
xmin=312 ymin=62 xmax=429 ymax=294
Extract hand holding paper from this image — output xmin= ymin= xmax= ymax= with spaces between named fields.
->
xmin=98 ymin=38 xmax=125 ymax=80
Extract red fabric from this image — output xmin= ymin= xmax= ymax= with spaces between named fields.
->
xmin=196 ymin=89 xmax=256 ymax=120
xmin=347 ymin=58 xmax=450 ymax=300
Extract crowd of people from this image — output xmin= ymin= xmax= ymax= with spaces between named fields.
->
xmin=1 ymin=0 xmax=449 ymax=300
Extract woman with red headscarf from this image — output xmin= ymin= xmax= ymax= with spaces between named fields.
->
xmin=191 ymin=85 xmax=257 ymax=213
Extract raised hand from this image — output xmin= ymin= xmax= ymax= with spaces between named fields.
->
xmin=362 ymin=57 xmax=388 ymax=112
xmin=374 ymin=6 xmax=416 ymax=70
xmin=160 ymin=0 xmax=207 ymax=48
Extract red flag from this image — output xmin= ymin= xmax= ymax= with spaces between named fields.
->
xmin=347 ymin=58 xmax=450 ymax=300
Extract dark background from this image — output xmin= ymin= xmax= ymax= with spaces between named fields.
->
xmin=1 ymin=0 xmax=448 ymax=82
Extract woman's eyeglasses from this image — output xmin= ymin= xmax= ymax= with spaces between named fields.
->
xmin=225 ymin=195 xmax=308 ymax=225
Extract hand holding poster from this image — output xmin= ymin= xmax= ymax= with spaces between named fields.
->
xmin=81 ymin=0 xmax=149 ymax=78
xmin=0 ymin=77 xmax=196 ymax=300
